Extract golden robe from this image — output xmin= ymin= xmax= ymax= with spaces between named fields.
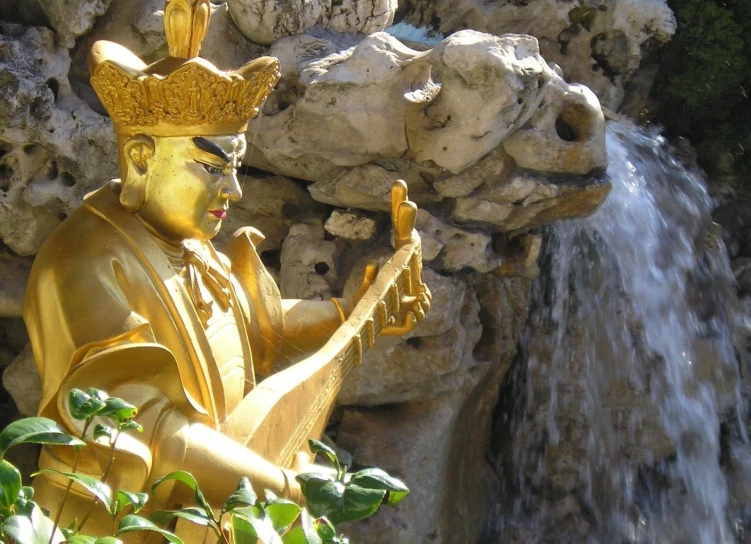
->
xmin=24 ymin=181 xmax=289 ymax=539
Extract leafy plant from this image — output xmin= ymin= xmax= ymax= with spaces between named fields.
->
xmin=0 ymin=388 xmax=180 ymax=544
xmin=147 ymin=439 xmax=409 ymax=543
xmin=0 ymin=392 xmax=409 ymax=544
xmin=652 ymin=0 xmax=751 ymax=181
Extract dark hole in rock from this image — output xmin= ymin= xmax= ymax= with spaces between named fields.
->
xmin=420 ymin=171 xmax=435 ymax=184
xmin=45 ymin=78 xmax=59 ymax=101
xmin=22 ymin=144 xmax=38 ymax=155
xmin=260 ymin=249 xmax=281 ymax=268
xmin=518 ymin=97 xmax=524 ymax=104
xmin=0 ymin=143 xmax=10 ymax=159
xmin=314 ymin=262 xmax=330 ymax=275
xmin=556 ymin=117 xmax=577 ymax=142
xmin=0 ymin=164 xmax=12 ymax=190
xmin=406 ymin=337 xmax=422 ymax=349
xmin=61 ymin=172 xmax=76 ymax=187
xmin=47 ymin=161 xmax=58 ymax=179
xmin=282 ymin=202 xmax=300 ymax=219
xmin=57 ymin=212 xmax=67 ymax=221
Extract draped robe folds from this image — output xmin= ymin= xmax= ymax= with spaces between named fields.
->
xmin=23 ymin=181 xmax=287 ymax=540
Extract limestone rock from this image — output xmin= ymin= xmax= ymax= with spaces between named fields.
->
xmin=324 ymin=209 xmax=378 ymax=241
xmin=2 ymin=345 xmax=41 ymax=417
xmin=280 ymin=219 xmax=339 ymax=299
xmin=502 ymin=78 xmax=607 ymax=175
xmin=227 ymin=0 xmax=396 ymax=45
xmin=336 ymin=275 xmax=532 ymax=544
xmin=452 ymin=171 xmax=612 ymax=231
xmin=416 ymin=210 xmax=501 ymax=273
xmin=401 ymin=0 xmax=676 ymax=110
xmin=0 ymin=251 xmax=32 ymax=318
xmin=36 ymin=0 xmax=112 ymax=48
xmin=70 ymin=1 xmax=265 ymax=106
xmin=214 ymin=172 xmax=327 ymax=254
xmin=338 ymin=276 xmax=480 ymax=405
xmin=0 ymin=22 xmax=117 ymax=256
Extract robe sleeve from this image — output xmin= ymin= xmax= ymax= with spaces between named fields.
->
xmin=23 ymin=220 xmax=194 ymax=502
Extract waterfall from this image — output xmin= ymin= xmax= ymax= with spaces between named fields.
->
xmin=492 ymin=122 xmax=748 ymax=543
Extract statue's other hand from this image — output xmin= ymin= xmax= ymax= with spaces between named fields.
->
xmin=381 ymin=283 xmax=432 ymax=336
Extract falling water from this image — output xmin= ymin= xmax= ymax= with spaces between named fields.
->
xmin=493 ymin=122 xmax=748 ymax=543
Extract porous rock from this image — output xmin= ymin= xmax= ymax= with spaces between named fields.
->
xmin=36 ymin=0 xmax=113 ymax=48
xmin=0 ymin=22 xmax=116 ymax=256
xmin=401 ymin=0 xmax=676 ymax=110
xmin=227 ymin=0 xmax=397 ymax=45
xmin=279 ymin=219 xmax=339 ymax=299
xmin=323 ymin=209 xmax=378 ymax=241
xmin=2 ymin=345 xmax=40 ymax=417
xmin=0 ymin=251 xmax=32 ymax=318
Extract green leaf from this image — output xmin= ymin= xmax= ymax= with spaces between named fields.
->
xmin=2 ymin=505 xmax=64 ymax=543
xmin=66 ymin=536 xmax=97 ymax=544
xmin=68 ymin=389 xmax=107 ymax=421
xmin=0 ymin=459 xmax=22 ymax=509
xmin=67 ymin=537 xmax=123 ymax=544
xmin=117 ymin=421 xmax=143 ymax=433
xmin=151 ymin=470 xmax=213 ymax=521
xmin=304 ymin=479 xmax=385 ymax=525
xmin=232 ymin=507 xmax=281 ymax=544
xmin=115 ymin=490 xmax=148 ymax=515
xmin=266 ymin=498 xmax=301 ymax=531
xmin=0 ymin=417 xmax=85 ymax=456
xmin=348 ymin=468 xmax=409 ymax=505
xmin=313 ymin=517 xmax=335 ymax=541
xmin=229 ymin=513 xmax=257 ymax=544
xmin=223 ymin=477 xmax=258 ymax=513
xmin=99 ymin=398 xmax=138 ymax=424
xmin=281 ymin=525 xmax=308 ymax=544
xmin=307 ymin=440 xmax=339 ymax=469
xmin=33 ymin=469 xmax=112 ymax=513
xmin=92 ymin=424 xmax=113 ymax=445
xmin=300 ymin=509 xmax=322 ymax=544
xmin=117 ymin=514 xmax=183 ymax=544
xmin=150 ymin=507 xmax=212 ymax=527
xmin=296 ymin=472 xmax=335 ymax=498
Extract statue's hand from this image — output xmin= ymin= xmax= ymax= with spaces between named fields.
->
xmin=381 ymin=180 xmax=432 ymax=336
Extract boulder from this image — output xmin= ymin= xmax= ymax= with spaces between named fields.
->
xmin=279 ymin=219 xmax=339 ymax=299
xmin=0 ymin=22 xmax=116 ymax=256
xmin=400 ymin=0 xmax=676 ymax=110
xmin=0 ymin=251 xmax=32 ymax=318
xmin=36 ymin=0 xmax=112 ymax=48
xmin=227 ymin=0 xmax=397 ymax=45
xmin=2 ymin=345 xmax=40 ymax=417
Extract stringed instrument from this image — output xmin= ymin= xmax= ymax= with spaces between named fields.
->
xmin=239 ymin=180 xmax=429 ymax=467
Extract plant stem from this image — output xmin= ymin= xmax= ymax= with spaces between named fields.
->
xmin=77 ymin=428 xmax=120 ymax=533
xmin=49 ymin=419 xmax=92 ymax=544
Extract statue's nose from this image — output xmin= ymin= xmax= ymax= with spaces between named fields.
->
xmin=220 ymin=171 xmax=242 ymax=202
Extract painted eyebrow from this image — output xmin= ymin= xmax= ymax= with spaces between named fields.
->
xmin=192 ymin=137 xmax=231 ymax=163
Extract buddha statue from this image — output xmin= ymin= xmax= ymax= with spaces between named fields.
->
xmin=22 ymin=0 xmax=430 ymax=541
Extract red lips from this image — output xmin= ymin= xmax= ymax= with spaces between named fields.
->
xmin=208 ymin=210 xmax=227 ymax=219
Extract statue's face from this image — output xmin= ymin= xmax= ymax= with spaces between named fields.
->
xmin=138 ymin=134 xmax=246 ymax=242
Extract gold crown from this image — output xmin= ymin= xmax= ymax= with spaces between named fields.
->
xmin=89 ymin=0 xmax=281 ymax=137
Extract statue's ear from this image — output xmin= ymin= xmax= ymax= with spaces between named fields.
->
xmin=120 ymin=134 xmax=155 ymax=211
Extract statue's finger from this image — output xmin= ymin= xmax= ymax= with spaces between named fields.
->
xmin=381 ymin=311 xmax=417 ymax=336
xmin=391 ymin=180 xmax=408 ymax=221
xmin=354 ymin=262 xmax=379 ymax=301
xmin=396 ymin=201 xmax=417 ymax=248
xmin=413 ymin=304 xmax=425 ymax=322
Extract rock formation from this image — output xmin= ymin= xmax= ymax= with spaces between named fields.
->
xmin=399 ymin=0 xmax=676 ymax=111
xmin=0 ymin=0 xmax=667 ymax=541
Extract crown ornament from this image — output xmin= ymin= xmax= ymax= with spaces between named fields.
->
xmin=89 ymin=0 xmax=281 ymax=137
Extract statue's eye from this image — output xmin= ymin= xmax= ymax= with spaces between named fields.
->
xmin=200 ymin=163 xmax=224 ymax=176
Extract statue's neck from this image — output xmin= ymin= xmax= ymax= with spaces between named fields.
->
xmin=134 ymin=212 xmax=186 ymax=263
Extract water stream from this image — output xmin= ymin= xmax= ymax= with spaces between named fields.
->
xmin=493 ymin=122 xmax=749 ymax=543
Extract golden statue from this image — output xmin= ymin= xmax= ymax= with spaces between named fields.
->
xmin=22 ymin=0 xmax=430 ymax=541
